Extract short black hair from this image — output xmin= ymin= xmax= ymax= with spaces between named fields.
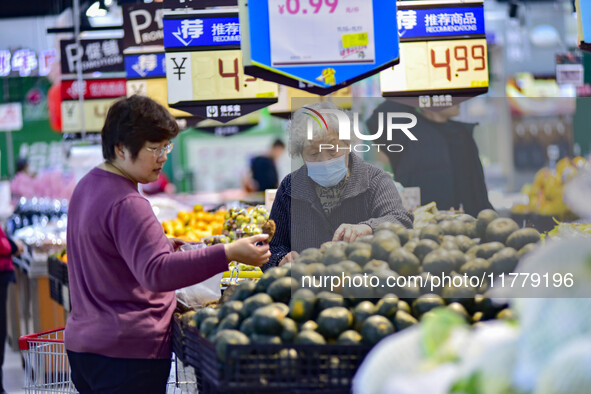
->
xmin=16 ymin=157 xmax=28 ymax=173
xmin=272 ymin=139 xmax=285 ymax=149
xmin=101 ymin=95 xmax=179 ymax=161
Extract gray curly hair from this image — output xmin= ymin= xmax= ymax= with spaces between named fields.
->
xmin=287 ymin=101 xmax=360 ymax=157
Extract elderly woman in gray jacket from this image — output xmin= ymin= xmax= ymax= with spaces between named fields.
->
xmin=266 ymin=101 xmax=413 ymax=269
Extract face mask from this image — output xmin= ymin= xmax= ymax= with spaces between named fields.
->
xmin=306 ymin=154 xmax=348 ymax=187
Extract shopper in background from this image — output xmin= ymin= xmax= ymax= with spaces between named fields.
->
xmin=0 ymin=226 xmax=23 ymax=394
xmin=65 ymin=95 xmax=270 ymax=394
xmin=243 ymin=139 xmax=286 ymax=192
xmin=267 ymin=102 xmax=414 ymax=269
xmin=367 ymin=100 xmax=493 ymax=217
xmin=9 ymin=157 xmax=35 ymax=205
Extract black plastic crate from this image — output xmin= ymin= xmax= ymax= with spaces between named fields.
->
xmin=48 ymin=255 xmax=68 ymax=284
xmin=172 ymin=313 xmax=186 ymax=363
xmin=49 ymin=277 xmax=63 ymax=305
xmin=184 ymin=325 xmax=370 ymax=394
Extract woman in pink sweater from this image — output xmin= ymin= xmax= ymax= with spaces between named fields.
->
xmin=65 ymin=95 xmax=270 ymax=393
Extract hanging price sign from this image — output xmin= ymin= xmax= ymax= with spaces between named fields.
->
xmin=576 ymin=0 xmax=591 ymax=52
xmin=240 ymin=0 xmax=399 ymax=95
xmin=380 ymin=1 xmax=488 ymax=108
xmin=163 ymin=10 xmax=278 ymax=122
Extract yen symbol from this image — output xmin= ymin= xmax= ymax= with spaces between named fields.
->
xmin=171 ymin=57 xmax=187 ymax=81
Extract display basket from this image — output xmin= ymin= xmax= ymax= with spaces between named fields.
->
xmin=19 ymin=327 xmax=77 ymax=393
xmin=47 ymin=255 xmax=68 ymax=284
xmin=49 ymin=277 xmax=63 ymax=305
xmin=183 ymin=325 xmax=371 ymax=394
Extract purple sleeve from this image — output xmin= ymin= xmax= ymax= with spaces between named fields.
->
xmin=110 ymin=195 xmax=228 ymax=292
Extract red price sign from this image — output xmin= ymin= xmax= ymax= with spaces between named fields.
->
xmin=380 ymin=38 xmax=488 ymax=94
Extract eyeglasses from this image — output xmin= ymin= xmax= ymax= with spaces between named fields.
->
xmin=145 ymin=142 xmax=174 ymax=159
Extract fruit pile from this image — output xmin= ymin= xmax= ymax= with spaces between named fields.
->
xmin=512 ymin=156 xmax=587 ymax=219
xmin=162 ymin=204 xmax=225 ymax=242
xmin=223 ymin=205 xmax=270 ymax=241
xmin=186 ymin=209 xmax=539 ymax=359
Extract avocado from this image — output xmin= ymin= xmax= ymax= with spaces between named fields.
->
xmin=460 ymin=258 xmax=490 ymax=277
xmin=317 ymin=307 xmax=353 ymax=339
xmin=239 ymin=316 xmax=255 ymax=336
xmin=353 ymin=301 xmax=377 ymax=331
xmin=476 ymin=242 xmax=505 ymax=259
xmin=289 ymin=263 xmax=309 ymax=283
xmin=484 ymin=218 xmax=519 ymax=244
xmin=489 ymin=247 xmax=519 ymax=275
xmin=440 ymin=220 xmax=467 ymax=236
xmin=363 ymin=259 xmax=389 ymax=274
xmin=280 ymin=317 xmax=298 ymax=343
xmin=420 ymin=272 xmax=439 ymax=295
xmin=413 ymin=239 xmax=440 ymax=262
xmin=300 ymin=248 xmax=323 ymax=260
xmin=193 ymin=307 xmax=218 ymax=329
xmin=517 ymin=243 xmax=537 ymax=259
xmin=465 ymin=245 xmax=480 ymax=259
xmin=342 ymin=273 xmax=374 ymax=300
xmin=476 ymin=209 xmax=499 ymax=239
xmin=229 ymin=281 xmax=257 ymax=302
xmin=306 ymin=262 xmax=327 ymax=278
xmin=337 ymin=330 xmax=363 ymax=345
xmin=388 ymin=248 xmax=421 ymax=276
xmin=441 ymin=285 xmax=476 ymax=311
xmin=464 ymin=221 xmax=478 ymax=239
xmin=423 ymin=249 xmax=456 ymax=276
xmin=456 ymin=214 xmax=476 ymax=223
xmin=392 ymin=310 xmax=418 ymax=331
xmin=398 ymin=283 xmax=421 ymax=301
xmin=506 ymin=228 xmax=541 ymax=251
xmin=361 ymin=315 xmax=395 ymax=345
xmin=199 ymin=316 xmax=219 ymax=338
xmin=412 ymin=294 xmax=446 ymax=318
xmin=395 ymin=228 xmax=410 ymax=245
xmin=440 ymin=239 xmax=460 ymax=251
xmin=420 ymin=224 xmax=443 ymax=243
xmin=471 ymin=294 xmax=496 ymax=317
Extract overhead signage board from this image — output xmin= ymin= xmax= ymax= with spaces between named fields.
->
xmin=380 ymin=0 xmax=488 ymax=107
xmin=123 ymin=3 xmax=168 ymax=52
xmin=61 ymin=78 xmax=127 ymax=100
xmin=240 ymin=0 xmax=399 ymax=95
xmin=0 ymin=48 xmax=56 ymax=78
xmin=61 ymin=98 xmax=120 ymax=133
xmin=163 ymin=11 xmax=278 ymax=123
xmin=125 ymin=52 xmax=167 ymax=79
xmin=0 ymin=103 xmax=23 ymax=132
xmin=576 ymin=0 xmax=591 ymax=51
xmin=161 ymin=0 xmax=238 ymax=8
xmin=268 ymin=85 xmax=352 ymax=118
xmin=60 ymin=39 xmax=124 ymax=75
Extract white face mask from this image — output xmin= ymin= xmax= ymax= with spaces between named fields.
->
xmin=305 ymin=154 xmax=348 ymax=187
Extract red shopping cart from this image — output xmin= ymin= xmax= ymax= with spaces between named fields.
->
xmin=18 ymin=327 xmax=77 ymax=393
xmin=19 ymin=327 xmax=196 ymax=393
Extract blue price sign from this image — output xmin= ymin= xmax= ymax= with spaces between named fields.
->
xmin=397 ymin=6 xmax=485 ymax=40
xmin=577 ymin=0 xmax=591 ymax=51
xmin=241 ymin=0 xmax=399 ymax=94
xmin=125 ymin=53 xmax=166 ymax=79
xmin=163 ymin=15 xmax=241 ymax=49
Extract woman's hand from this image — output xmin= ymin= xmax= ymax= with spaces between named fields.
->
xmin=332 ymin=224 xmax=372 ymax=242
xmin=225 ymin=234 xmax=270 ymax=267
xmin=278 ymin=251 xmax=300 ymax=267
xmin=168 ymin=237 xmax=186 ymax=252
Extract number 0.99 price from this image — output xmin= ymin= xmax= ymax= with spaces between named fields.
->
xmin=277 ymin=0 xmax=339 ymax=15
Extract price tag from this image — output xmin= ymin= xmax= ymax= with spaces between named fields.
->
xmin=268 ymin=0 xmax=375 ymax=66
xmin=381 ymin=39 xmax=488 ymax=93
xmin=127 ymin=78 xmax=193 ymax=118
xmin=381 ymin=1 xmax=487 ymax=102
xmin=61 ymin=98 xmax=119 ymax=133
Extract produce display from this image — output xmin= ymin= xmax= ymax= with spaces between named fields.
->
xmin=161 ymin=204 xmax=225 ymax=242
xmin=511 ymin=156 xmax=587 ymax=219
xmin=182 ymin=209 xmax=540 ymax=364
xmin=222 ymin=205 xmax=271 ymax=241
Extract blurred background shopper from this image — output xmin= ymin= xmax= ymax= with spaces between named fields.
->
xmin=64 ymin=96 xmax=270 ymax=393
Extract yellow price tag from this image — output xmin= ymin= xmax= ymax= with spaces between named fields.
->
xmin=342 ymin=33 xmax=369 ymax=48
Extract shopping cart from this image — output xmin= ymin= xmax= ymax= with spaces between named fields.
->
xmin=19 ymin=328 xmax=196 ymax=393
